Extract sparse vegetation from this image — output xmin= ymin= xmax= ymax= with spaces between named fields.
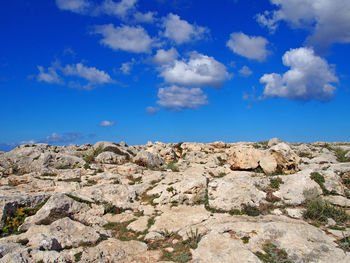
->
xmin=83 ymin=145 xmax=104 ymax=164
xmin=74 ymin=252 xmax=82 ymax=262
xmin=255 ymin=242 xmax=292 ymax=263
xmin=303 ymin=198 xmax=349 ymax=224
xmin=217 ymin=156 xmax=226 ymax=166
xmin=269 ymin=177 xmax=283 ymax=189
xmin=66 ymin=194 xmax=93 ymax=207
xmin=310 ymin=172 xmax=336 ymax=195
xmin=0 ymin=197 xmax=49 ymax=237
xmin=338 ymin=234 xmax=350 ymax=252
xmin=325 ymin=145 xmax=350 ymax=163
xmin=167 ymin=161 xmax=180 ymax=172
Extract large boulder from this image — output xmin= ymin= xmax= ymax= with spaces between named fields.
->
xmin=93 ymin=141 xmax=136 ymax=159
xmin=260 ymin=143 xmax=300 ymax=174
xmin=19 ymin=193 xmax=90 ymax=231
xmin=95 ymin=151 xmax=126 ymax=164
xmin=0 ymin=191 xmax=50 ymax=227
xmin=24 ymin=217 xmax=101 ymax=250
xmin=228 ymin=146 xmax=262 ymax=170
xmin=133 ymin=150 xmax=164 ymax=168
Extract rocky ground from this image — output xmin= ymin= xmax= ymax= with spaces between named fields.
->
xmin=0 ymin=139 xmax=350 ymax=263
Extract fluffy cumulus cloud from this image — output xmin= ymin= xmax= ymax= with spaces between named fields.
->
xmin=55 ymin=0 xmax=91 ymax=14
xmin=227 ymin=32 xmax=270 ymax=62
xmin=152 ymin=48 xmax=179 ymax=65
xmin=37 ymin=62 xmax=113 ymax=89
xmin=99 ymin=120 xmax=116 ymax=127
xmin=260 ymin=47 xmax=338 ymax=101
xmin=63 ymin=63 xmax=112 ymax=85
xmin=56 ymin=0 xmax=155 ymax=23
xmin=157 ymin=86 xmax=208 ymax=111
xmin=256 ymin=0 xmax=350 ymax=48
xmin=162 ymin=13 xmax=209 ymax=44
xmin=93 ymin=24 xmax=156 ymax=53
xmin=239 ymin=66 xmax=253 ymax=77
xmin=159 ymin=52 xmax=230 ymax=88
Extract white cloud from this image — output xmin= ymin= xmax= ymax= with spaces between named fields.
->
xmin=162 ymin=13 xmax=209 ymax=44
xmin=146 ymin=106 xmax=160 ymax=115
xmin=40 ymin=132 xmax=83 ymax=144
xmin=157 ymin=86 xmax=208 ymax=111
xmin=94 ymin=24 xmax=156 ymax=53
xmin=37 ymin=65 xmax=63 ymax=84
xmin=159 ymin=52 xmax=230 ymax=88
xmin=152 ymin=48 xmax=179 ymax=65
xmin=96 ymin=0 xmax=136 ymax=18
xmin=226 ymin=32 xmax=270 ymax=62
xmin=256 ymin=0 xmax=350 ymax=48
xmin=37 ymin=62 xmax=113 ymax=89
xmin=63 ymin=63 xmax=113 ymax=87
xmin=239 ymin=66 xmax=253 ymax=77
xmin=55 ymin=0 xmax=91 ymax=14
xmin=99 ymin=120 xmax=116 ymax=127
xmin=120 ymin=59 xmax=135 ymax=75
xmin=260 ymin=47 xmax=338 ymax=101
xmin=133 ymin=11 xmax=157 ymax=23
xmin=56 ymin=0 xmax=156 ymax=23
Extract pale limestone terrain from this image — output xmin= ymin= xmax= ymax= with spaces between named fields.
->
xmin=0 ymin=139 xmax=350 ymax=263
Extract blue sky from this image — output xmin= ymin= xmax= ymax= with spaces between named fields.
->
xmin=1 ymin=0 xmax=350 ymax=151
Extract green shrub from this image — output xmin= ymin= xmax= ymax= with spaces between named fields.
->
xmin=310 ymin=172 xmax=330 ymax=194
xmin=255 ymin=242 xmax=292 ymax=263
xmin=269 ymin=177 xmax=283 ymax=189
xmin=303 ymin=198 xmax=349 ymax=223
xmin=167 ymin=161 xmax=179 ymax=172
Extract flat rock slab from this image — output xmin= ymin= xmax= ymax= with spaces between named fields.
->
xmin=149 ymin=205 xmax=210 ymax=234
xmin=208 ymin=173 xmax=267 ymax=211
xmin=192 ymin=232 xmax=261 ymax=263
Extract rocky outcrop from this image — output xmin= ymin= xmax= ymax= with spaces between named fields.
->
xmin=228 ymin=147 xmax=262 ymax=170
xmin=260 ymin=142 xmax=301 ymax=174
xmin=0 ymin=140 xmax=350 ymax=263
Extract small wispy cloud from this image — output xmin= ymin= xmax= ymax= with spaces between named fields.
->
xmin=99 ymin=120 xmax=116 ymax=127
xmin=146 ymin=106 xmax=160 ymax=115
xmin=39 ymin=132 xmax=83 ymax=144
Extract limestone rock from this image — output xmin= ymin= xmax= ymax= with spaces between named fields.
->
xmin=95 ymin=151 xmax=126 ymax=164
xmin=149 ymin=205 xmax=210 ymax=234
xmin=25 ymin=217 xmax=100 ymax=249
xmin=261 ymin=143 xmax=301 ymax=174
xmin=192 ymin=232 xmax=261 ymax=263
xmin=127 ymin=216 xmax=150 ymax=232
xmin=19 ymin=193 xmax=90 ymax=231
xmin=274 ymin=170 xmax=322 ymax=205
xmin=133 ymin=150 xmax=164 ymax=168
xmin=0 ymin=191 xmax=50 ymax=227
xmin=208 ymin=173 xmax=267 ymax=211
xmin=80 ymin=238 xmax=161 ymax=263
xmin=268 ymin=137 xmax=282 ymax=147
xmin=228 ymin=147 xmax=262 ymax=170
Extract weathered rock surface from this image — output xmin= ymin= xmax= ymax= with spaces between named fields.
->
xmin=133 ymin=150 xmax=164 ymax=168
xmin=0 ymin=140 xmax=350 ymax=263
xmin=208 ymin=173 xmax=267 ymax=211
xmin=228 ymin=146 xmax=262 ymax=170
